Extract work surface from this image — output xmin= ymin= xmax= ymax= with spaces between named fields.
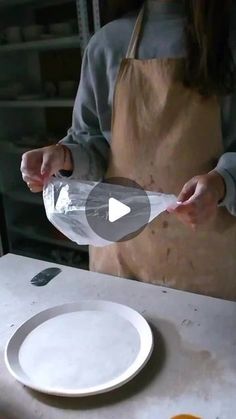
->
xmin=0 ymin=254 xmax=236 ymax=419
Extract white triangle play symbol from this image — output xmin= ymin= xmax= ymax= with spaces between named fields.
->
xmin=108 ymin=197 xmax=131 ymax=223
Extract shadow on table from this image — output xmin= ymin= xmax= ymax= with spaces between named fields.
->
xmin=26 ymin=323 xmax=166 ymax=410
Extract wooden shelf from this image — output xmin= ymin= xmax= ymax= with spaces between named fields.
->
xmin=6 ymin=187 xmax=43 ymax=205
xmin=0 ymin=36 xmax=81 ymax=53
xmin=0 ymin=0 xmax=74 ymax=7
xmin=10 ymin=223 xmax=88 ymax=252
xmin=0 ymin=141 xmax=30 ymax=154
xmin=0 ymin=99 xmax=74 ymax=108
xmin=12 ymin=240 xmax=89 ymax=269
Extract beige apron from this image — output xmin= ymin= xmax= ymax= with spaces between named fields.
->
xmin=90 ymin=8 xmax=236 ymax=300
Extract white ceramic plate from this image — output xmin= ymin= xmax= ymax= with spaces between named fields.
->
xmin=5 ymin=300 xmax=153 ymax=397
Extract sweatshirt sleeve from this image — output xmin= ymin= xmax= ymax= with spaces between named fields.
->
xmin=59 ymin=36 xmax=110 ymax=181
xmin=214 ymin=22 xmax=236 ymax=216
xmin=215 ymin=152 xmax=236 ymax=216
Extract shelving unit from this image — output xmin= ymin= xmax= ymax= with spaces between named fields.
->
xmin=0 ymin=140 xmax=30 ymax=154
xmin=6 ymin=186 xmax=42 ymax=205
xmin=0 ymin=0 xmax=101 ymax=268
xmin=0 ymin=0 xmax=74 ymax=6
xmin=0 ymin=99 xmax=74 ymax=107
xmin=0 ymin=35 xmax=81 ymax=53
xmin=9 ymin=223 xmax=88 ymax=252
xmin=13 ymin=239 xmax=89 ymax=269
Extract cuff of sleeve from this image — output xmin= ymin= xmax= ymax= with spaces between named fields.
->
xmin=214 ymin=167 xmax=236 ymax=214
xmin=57 ymin=142 xmax=90 ymax=180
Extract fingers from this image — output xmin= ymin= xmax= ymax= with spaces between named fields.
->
xmin=169 ymin=173 xmax=220 ymax=229
xmin=23 ymin=175 xmax=43 ymax=193
xmin=168 ymin=177 xmax=199 ymax=213
xmin=21 ymin=150 xmax=43 ymax=183
xmin=21 ymin=172 xmax=42 ymax=184
xmin=21 ymin=163 xmax=42 ymax=183
xmin=174 ymin=193 xmax=203 ymax=215
xmin=175 ymin=181 xmax=209 ymax=217
xmin=21 ymin=151 xmax=44 ymax=193
xmin=41 ymin=152 xmax=55 ymax=177
xmin=177 ymin=176 xmax=199 ymax=203
xmin=174 ymin=206 xmax=206 ymax=228
xmin=21 ymin=145 xmax=64 ymax=193
xmin=27 ymin=182 xmax=43 ymax=193
xmin=41 ymin=145 xmax=65 ymax=177
xmin=173 ymin=211 xmax=197 ymax=231
xmin=172 ymin=177 xmax=218 ymax=228
xmin=174 ymin=193 xmax=216 ymax=228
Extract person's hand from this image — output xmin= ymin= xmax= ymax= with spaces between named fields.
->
xmin=168 ymin=171 xmax=226 ymax=230
xmin=20 ymin=144 xmax=73 ymax=193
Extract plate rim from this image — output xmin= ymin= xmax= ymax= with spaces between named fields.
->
xmin=5 ymin=300 xmax=154 ymax=397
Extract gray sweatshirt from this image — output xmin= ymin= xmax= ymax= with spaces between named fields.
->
xmin=61 ymin=0 xmax=236 ymax=215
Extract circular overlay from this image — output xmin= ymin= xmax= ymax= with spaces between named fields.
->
xmin=85 ymin=177 xmax=151 ymax=243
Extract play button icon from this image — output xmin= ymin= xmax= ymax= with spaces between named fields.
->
xmin=85 ymin=177 xmax=151 ymax=243
xmin=108 ymin=198 xmax=131 ymax=223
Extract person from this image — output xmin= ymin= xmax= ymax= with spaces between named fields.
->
xmin=21 ymin=0 xmax=236 ymax=300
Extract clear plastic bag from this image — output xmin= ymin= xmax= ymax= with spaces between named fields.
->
xmin=43 ymin=178 xmax=177 ymax=247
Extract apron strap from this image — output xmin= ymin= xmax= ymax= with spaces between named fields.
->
xmin=126 ymin=6 xmax=145 ymax=59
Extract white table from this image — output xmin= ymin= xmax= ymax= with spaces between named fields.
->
xmin=0 ymin=254 xmax=236 ymax=419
